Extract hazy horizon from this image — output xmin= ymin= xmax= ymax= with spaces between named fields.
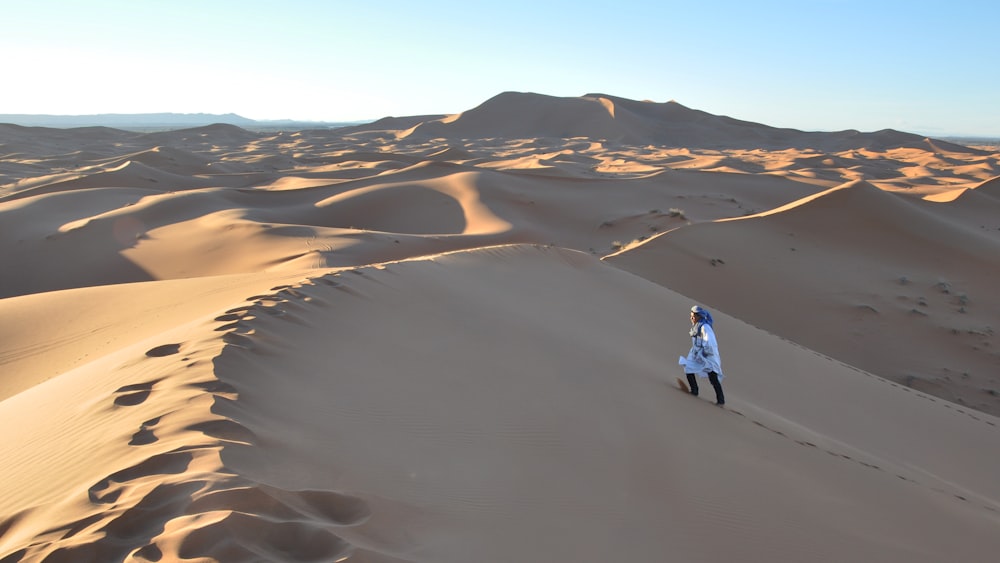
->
xmin=5 ymin=1 xmax=999 ymax=137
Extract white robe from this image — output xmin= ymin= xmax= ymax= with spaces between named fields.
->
xmin=679 ymin=322 xmax=724 ymax=379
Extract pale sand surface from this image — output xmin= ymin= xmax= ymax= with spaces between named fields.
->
xmin=1 ymin=93 xmax=999 ymax=561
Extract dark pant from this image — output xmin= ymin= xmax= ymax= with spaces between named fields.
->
xmin=686 ymin=372 xmax=725 ymax=405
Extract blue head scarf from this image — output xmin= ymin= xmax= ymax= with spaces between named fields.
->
xmin=691 ymin=305 xmax=713 ymax=327
xmin=690 ymin=305 xmax=713 ymax=337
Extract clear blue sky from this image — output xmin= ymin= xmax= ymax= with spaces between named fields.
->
xmin=5 ymin=0 xmax=998 ymax=136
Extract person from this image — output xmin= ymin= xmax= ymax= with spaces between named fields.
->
xmin=681 ymin=305 xmax=725 ymax=405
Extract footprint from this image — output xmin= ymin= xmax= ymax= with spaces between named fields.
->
xmin=129 ymin=417 xmax=162 ymax=446
xmin=222 ymin=332 xmax=254 ymax=350
xmin=253 ymin=305 xmax=287 ymax=317
xmin=43 ymin=482 xmax=204 ymax=563
xmin=88 ymin=449 xmax=196 ymax=504
xmin=145 ymin=343 xmax=181 ymax=357
xmin=224 ymin=305 xmax=255 ymax=315
xmin=102 ymin=481 xmax=202 ymax=542
xmin=186 ymin=419 xmax=257 ymax=445
xmin=246 ymin=294 xmax=283 ymax=302
xmin=214 ymin=313 xmax=243 ymax=322
xmin=187 ymin=380 xmax=239 ymax=400
xmin=113 ymin=381 xmax=157 ymax=407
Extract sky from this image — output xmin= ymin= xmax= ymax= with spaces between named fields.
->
xmin=4 ymin=0 xmax=998 ymax=137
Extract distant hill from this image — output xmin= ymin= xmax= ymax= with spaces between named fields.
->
xmin=393 ymin=92 xmax=987 ymax=153
xmin=0 ymin=113 xmax=367 ymax=131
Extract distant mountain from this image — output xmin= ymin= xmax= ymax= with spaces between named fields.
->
xmin=3 ymin=94 xmax=988 ymax=153
xmin=0 ymin=113 xmax=366 ymax=131
xmin=394 ymin=92 xmax=986 ymax=153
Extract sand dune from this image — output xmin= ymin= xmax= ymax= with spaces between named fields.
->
xmin=398 ymin=92 xmax=992 ymax=154
xmin=3 ymin=246 xmax=999 ymax=562
xmin=2 ymin=92 xmax=999 ymax=561
xmin=608 ymin=179 xmax=1000 ymax=414
xmin=1 ymin=145 xmax=821 ymax=297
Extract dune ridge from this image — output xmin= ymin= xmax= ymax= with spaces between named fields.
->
xmin=4 ymin=245 xmax=999 ymax=562
xmin=2 ymin=92 xmax=999 ymax=561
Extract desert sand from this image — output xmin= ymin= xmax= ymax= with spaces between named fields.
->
xmin=1 ymin=92 xmax=999 ymax=562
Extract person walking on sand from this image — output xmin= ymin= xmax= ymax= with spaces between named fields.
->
xmin=681 ymin=305 xmax=725 ymax=405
